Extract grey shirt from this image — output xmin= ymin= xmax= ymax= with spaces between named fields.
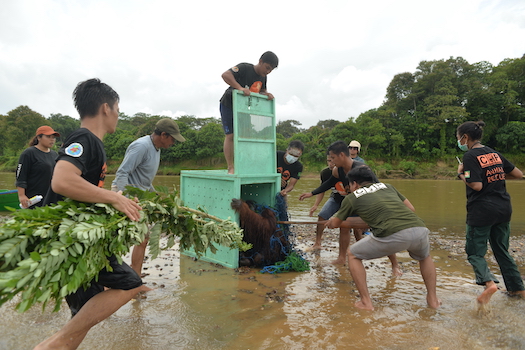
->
xmin=112 ymin=135 xmax=160 ymax=192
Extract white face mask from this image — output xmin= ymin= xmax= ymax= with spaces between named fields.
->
xmin=285 ymin=154 xmax=299 ymax=164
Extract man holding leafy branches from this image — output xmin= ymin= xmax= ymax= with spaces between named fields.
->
xmin=35 ymin=78 xmax=151 ymax=350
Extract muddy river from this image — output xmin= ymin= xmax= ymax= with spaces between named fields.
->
xmin=1 ymin=174 xmax=525 ymax=350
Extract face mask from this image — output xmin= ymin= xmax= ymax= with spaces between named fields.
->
xmin=457 ymin=135 xmax=469 ymax=152
xmin=285 ymin=154 xmax=299 ymax=164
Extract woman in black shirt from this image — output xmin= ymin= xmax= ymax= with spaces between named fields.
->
xmin=16 ymin=125 xmax=60 ymax=208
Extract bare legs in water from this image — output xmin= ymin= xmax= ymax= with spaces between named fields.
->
xmin=348 ymin=252 xmax=440 ymax=311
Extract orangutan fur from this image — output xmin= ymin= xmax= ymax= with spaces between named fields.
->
xmin=231 ymin=198 xmax=289 ymax=267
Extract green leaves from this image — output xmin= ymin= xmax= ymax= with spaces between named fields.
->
xmin=0 ymin=188 xmax=246 ymax=313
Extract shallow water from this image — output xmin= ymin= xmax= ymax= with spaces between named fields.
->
xmin=1 ymin=174 xmax=525 ymax=350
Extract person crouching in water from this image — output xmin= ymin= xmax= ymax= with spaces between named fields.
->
xmin=325 ymin=166 xmax=440 ymax=311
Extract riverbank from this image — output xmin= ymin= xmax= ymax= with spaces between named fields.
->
xmin=291 ymin=224 xmax=525 ymax=267
xmin=2 ymin=154 xmax=523 ymax=180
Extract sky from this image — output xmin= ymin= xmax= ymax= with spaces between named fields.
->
xmin=1 ymin=0 xmax=524 ymax=129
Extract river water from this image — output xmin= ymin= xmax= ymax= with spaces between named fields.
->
xmin=1 ymin=173 xmax=525 ymax=350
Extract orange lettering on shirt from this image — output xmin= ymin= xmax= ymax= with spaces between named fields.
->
xmin=487 ymin=173 xmax=506 ymax=183
xmin=477 ymin=153 xmax=502 ymax=168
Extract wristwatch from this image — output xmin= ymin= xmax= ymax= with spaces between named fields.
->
xmin=457 ymin=173 xmax=463 ymax=179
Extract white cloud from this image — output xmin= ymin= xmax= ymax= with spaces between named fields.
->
xmin=1 ymin=0 xmax=524 ymax=128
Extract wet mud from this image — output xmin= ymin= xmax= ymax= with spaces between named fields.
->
xmin=2 ymin=225 xmax=525 ymax=350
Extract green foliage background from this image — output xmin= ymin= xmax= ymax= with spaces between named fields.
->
xmin=1 ymin=55 xmax=524 ymax=176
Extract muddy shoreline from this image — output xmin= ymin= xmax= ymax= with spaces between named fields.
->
xmin=290 ymin=224 xmax=525 ymax=270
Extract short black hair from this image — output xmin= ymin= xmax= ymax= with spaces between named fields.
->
xmin=73 ymin=78 xmax=119 ymax=118
xmin=347 ymin=166 xmax=376 ymax=185
xmin=260 ymin=51 xmax=279 ymax=68
xmin=288 ymin=140 xmax=304 ymax=152
xmin=327 ymin=141 xmax=349 ymax=157
xmin=457 ymin=120 xmax=485 ymax=141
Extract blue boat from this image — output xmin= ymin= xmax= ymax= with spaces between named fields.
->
xmin=0 ymin=189 xmax=19 ymax=211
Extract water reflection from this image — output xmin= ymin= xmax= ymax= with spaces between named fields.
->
xmin=1 ymin=173 xmax=525 ymax=349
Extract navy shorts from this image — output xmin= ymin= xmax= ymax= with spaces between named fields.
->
xmin=65 ymin=255 xmax=143 ymax=317
xmin=318 ymin=197 xmax=342 ymax=220
xmin=220 ymin=103 xmax=233 ymax=135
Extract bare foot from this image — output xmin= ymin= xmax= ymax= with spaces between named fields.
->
xmin=227 ymin=167 xmax=234 ymax=174
xmin=355 ymin=300 xmax=374 ymax=311
xmin=477 ymin=282 xmax=498 ymax=305
xmin=427 ymin=296 xmax=442 ymax=309
xmin=331 ymin=257 xmax=346 ymax=265
xmin=305 ymin=245 xmax=321 ymax=252
xmin=392 ymin=265 xmax=403 ymax=277
xmin=132 ymin=285 xmax=153 ymax=301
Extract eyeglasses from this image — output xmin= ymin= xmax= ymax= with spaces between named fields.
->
xmin=349 ymin=147 xmax=359 ymax=150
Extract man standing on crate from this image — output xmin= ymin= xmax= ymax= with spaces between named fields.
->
xmin=219 ymin=51 xmax=279 ymax=174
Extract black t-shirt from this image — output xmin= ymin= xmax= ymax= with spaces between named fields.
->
xmin=219 ymin=62 xmax=267 ymax=109
xmin=312 ymin=160 xmax=376 ymax=204
xmin=276 ymin=150 xmax=303 ymax=190
xmin=43 ymin=128 xmax=107 ymax=205
xmin=462 ymin=146 xmax=514 ymax=226
xmin=15 ymin=147 xmax=58 ymax=207
xmin=319 ymin=166 xmax=339 ymax=200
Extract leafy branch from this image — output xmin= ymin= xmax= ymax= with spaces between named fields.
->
xmin=0 ymin=186 xmax=249 ymax=313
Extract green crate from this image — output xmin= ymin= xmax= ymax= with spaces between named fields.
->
xmin=233 ymin=91 xmax=276 ymax=176
xmin=180 ymin=92 xmax=279 ymax=268
xmin=180 ymin=171 xmax=281 ymax=268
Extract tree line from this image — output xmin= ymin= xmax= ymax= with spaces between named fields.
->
xmin=1 ymin=55 xmax=524 ymax=171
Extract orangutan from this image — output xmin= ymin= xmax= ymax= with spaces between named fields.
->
xmin=231 ymin=198 xmax=289 ymax=267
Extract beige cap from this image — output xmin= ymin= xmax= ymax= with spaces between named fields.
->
xmin=348 ymin=140 xmax=361 ymax=151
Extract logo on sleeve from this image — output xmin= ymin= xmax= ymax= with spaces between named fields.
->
xmin=231 ymin=66 xmax=239 ymax=73
xmin=65 ymin=143 xmax=83 ymax=157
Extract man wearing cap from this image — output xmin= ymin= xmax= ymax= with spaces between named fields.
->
xmin=112 ymin=118 xmax=186 ymax=276
xmin=16 ymin=125 xmax=60 ymax=208
xmin=348 ymin=140 xmax=367 ymax=241
xmin=348 ymin=140 xmax=365 ymax=163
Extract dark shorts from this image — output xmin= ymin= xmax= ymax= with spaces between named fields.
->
xmin=318 ymin=197 xmax=342 ymax=220
xmin=220 ymin=103 xmax=233 ymax=135
xmin=65 ymin=255 xmax=143 ymax=317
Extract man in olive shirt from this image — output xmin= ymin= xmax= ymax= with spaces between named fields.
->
xmin=326 ymin=166 xmax=440 ymax=311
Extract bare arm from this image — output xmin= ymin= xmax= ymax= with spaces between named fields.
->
xmin=222 ymin=70 xmax=251 ymax=96
xmin=339 ymin=217 xmax=369 ymax=229
xmin=280 ymin=177 xmax=299 ymax=196
xmin=458 ymin=163 xmax=483 ymax=191
xmin=52 ymin=160 xmax=141 ymax=221
xmin=325 ymin=216 xmax=369 ymax=229
xmin=309 ymin=192 xmax=325 ymax=217
xmin=403 ymin=198 xmax=415 ymax=212
xmin=506 ymin=167 xmax=523 ymax=180
xmin=17 ymin=187 xmax=29 ymax=208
